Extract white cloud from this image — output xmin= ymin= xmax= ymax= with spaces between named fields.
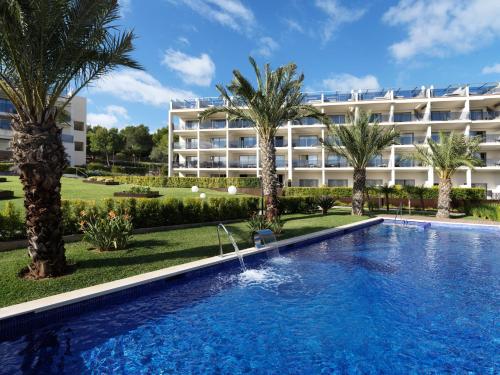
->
xmin=284 ymin=19 xmax=304 ymax=34
xmin=173 ymin=0 xmax=255 ymax=32
xmin=118 ymin=0 xmax=131 ymax=16
xmin=91 ymin=69 xmax=196 ymax=107
xmin=88 ymin=105 xmax=130 ymax=129
xmin=177 ymin=36 xmax=190 ymax=46
xmin=315 ymin=0 xmax=366 ymax=43
xmin=482 ymin=63 xmax=500 ymax=74
xmin=254 ymin=37 xmax=279 ymax=57
xmin=383 ymin=0 xmax=500 ymax=61
xmin=162 ymin=49 xmax=215 ymax=86
xmin=320 ymin=73 xmax=380 ymax=92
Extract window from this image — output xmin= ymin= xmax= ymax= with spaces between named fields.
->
xmin=394 ymin=112 xmax=412 ymax=122
xmin=210 ymin=173 xmax=226 ymax=177
xmin=329 ymin=114 xmax=346 ymax=124
xmin=370 ymin=113 xmax=382 ymax=122
xmin=74 ymin=121 xmax=85 ymax=131
xmin=0 ymin=138 xmax=10 ymax=151
xmin=0 ymin=118 xmax=11 ymax=130
xmin=326 ymin=154 xmax=348 ymax=167
xmin=275 ymin=155 xmax=286 ymax=167
xmin=431 ymin=111 xmax=450 ymax=121
xmin=274 ymin=136 xmax=285 ymax=147
xmin=366 ymin=179 xmax=383 ymax=187
xmin=74 ymin=141 xmax=84 ymax=152
xmin=240 ymin=137 xmax=256 ymax=148
xmin=210 ymin=137 xmax=226 ymax=148
xmin=328 ymin=179 xmax=348 ymax=187
xmin=395 ymin=179 xmax=415 ymax=186
xmin=185 ymin=120 xmax=199 ymax=130
xmin=299 ymin=179 xmax=318 ymax=187
xmin=297 ymin=136 xmax=318 ymax=147
xmin=298 ymin=154 xmax=319 ymax=167
xmin=0 ymin=98 xmax=15 ymax=114
xmin=399 ymin=133 xmax=414 ymax=145
xmin=239 ymin=155 xmax=256 ymax=167
xmin=470 ymin=110 xmax=483 ymax=121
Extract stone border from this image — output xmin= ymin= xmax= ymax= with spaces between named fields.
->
xmin=377 ymin=215 xmax=500 ymax=228
xmin=113 ymin=191 xmax=160 ymax=198
xmin=0 ymin=217 xmax=382 ymax=322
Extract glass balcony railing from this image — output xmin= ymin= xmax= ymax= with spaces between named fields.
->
xmin=173 ymin=161 xmax=198 ymax=168
xmin=229 ymin=139 xmax=256 ymax=148
xmin=325 ymin=159 xmax=350 ymax=167
xmin=0 ymin=118 xmax=11 ymax=130
xmin=229 ymin=161 xmax=257 ymax=168
xmin=293 ymin=160 xmax=321 ymax=168
xmin=199 ymin=140 xmax=226 ymax=149
xmin=199 ymin=161 xmax=226 ymax=168
xmin=292 ymin=117 xmax=321 ymax=126
xmin=274 ymin=139 xmax=287 ymax=147
xmin=328 ymin=115 xmax=346 ymax=124
xmin=275 ymin=159 xmax=287 ymax=168
xmin=395 ymin=159 xmax=423 ymax=167
xmin=199 ymin=97 xmax=224 ymax=108
xmin=482 ymin=134 xmax=500 ymax=143
xmin=469 ymin=83 xmax=499 ymax=96
xmin=228 ymin=119 xmax=254 ymax=128
xmin=174 ymin=142 xmax=198 ymax=149
xmin=393 ymin=113 xmax=423 ymax=122
xmin=303 ymin=93 xmax=322 ymax=103
xmin=358 ymin=90 xmax=391 ymax=101
xmin=0 ymin=98 xmax=16 ymax=114
xmin=323 ymin=92 xmax=353 ymax=102
xmin=174 ymin=121 xmax=199 ymax=130
xmin=199 ymin=120 xmax=226 ymax=129
xmin=480 ymin=159 xmax=500 ymax=167
xmin=369 ymin=114 xmax=390 ymax=122
xmin=367 ymin=158 xmax=389 ymax=167
xmin=393 ymin=88 xmax=425 ymax=99
xmin=399 ymin=135 xmax=426 ymax=145
xmin=470 ymin=111 xmax=500 ymax=121
xmin=293 ymin=138 xmax=320 ymax=147
xmin=430 ymin=111 xmax=464 ymax=121
xmin=431 ymin=87 xmax=466 ymax=97
xmin=171 ymin=99 xmax=198 ymax=109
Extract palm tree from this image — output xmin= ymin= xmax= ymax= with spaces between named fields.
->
xmin=321 ymin=111 xmax=399 ymax=215
xmin=413 ymin=132 xmax=482 ymax=218
xmin=200 ymin=57 xmax=328 ymax=219
xmin=0 ymin=0 xmax=140 ymax=278
xmin=377 ymin=183 xmax=394 ymax=212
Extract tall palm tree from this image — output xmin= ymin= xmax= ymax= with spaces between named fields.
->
xmin=321 ymin=110 xmax=399 ymax=215
xmin=413 ymin=132 xmax=481 ymax=218
xmin=200 ymin=57 xmax=328 ymax=219
xmin=377 ymin=183 xmax=394 ymax=212
xmin=0 ymin=0 xmax=140 ymax=278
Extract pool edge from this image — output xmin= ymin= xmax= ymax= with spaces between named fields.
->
xmin=0 ymin=217 xmax=382 ymax=323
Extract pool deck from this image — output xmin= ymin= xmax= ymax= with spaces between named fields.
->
xmin=0 ymin=217 xmax=382 ymax=323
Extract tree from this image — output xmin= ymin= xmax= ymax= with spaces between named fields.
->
xmin=121 ymin=125 xmax=153 ymax=162
xmin=88 ymin=126 xmax=124 ymax=166
xmin=200 ymin=57 xmax=328 ymax=219
xmin=150 ymin=128 xmax=169 ymax=162
xmin=321 ymin=111 xmax=399 ymax=215
xmin=413 ymin=132 xmax=481 ymax=218
xmin=0 ymin=0 xmax=140 ymax=278
xmin=377 ymin=184 xmax=394 ymax=212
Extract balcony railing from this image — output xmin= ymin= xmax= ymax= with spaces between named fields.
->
xmin=173 ymin=161 xmax=198 ymax=168
xmin=395 ymin=159 xmax=424 ymax=167
xmin=293 ymin=160 xmax=321 ymax=168
xmin=275 ymin=160 xmax=287 ymax=168
xmin=293 ymin=138 xmax=320 ymax=147
xmin=229 ymin=140 xmax=256 ymax=148
xmin=0 ymin=98 xmax=17 ymax=114
xmin=470 ymin=111 xmax=500 ymax=121
xmin=199 ymin=140 xmax=226 ymax=149
xmin=199 ymin=120 xmax=226 ymax=129
xmin=481 ymin=134 xmax=500 ymax=143
xmin=367 ymin=159 xmax=389 ymax=167
xmin=393 ymin=113 xmax=423 ymax=122
xmin=292 ymin=117 xmax=321 ymax=126
xmin=323 ymin=92 xmax=353 ymax=102
xmin=431 ymin=86 xmax=466 ymax=97
xmin=430 ymin=111 xmax=464 ymax=121
xmin=469 ymin=83 xmax=499 ymax=96
xmin=0 ymin=118 xmax=11 ymax=130
xmin=174 ymin=121 xmax=199 ymax=130
xmin=228 ymin=119 xmax=254 ymax=128
xmin=480 ymin=159 xmax=500 ymax=167
xmin=393 ymin=88 xmax=426 ymax=99
xmin=325 ymin=159 xmax=350 ymax=167
xmin=399 ymin=135 xmax=426 ymax=145
xmin=328 ymin=115 xmax=346 ymax=124
xmin=174 ymin=142 xmax=198 ymax=149
xmin=274 ymin=140 xmax=287 ymax=147
xmin=370 ymin=114 xmax=390 ymax=122
xmin=358 ymin=90 xmax=391 ymax=101
xmin=199 ymin=161 xmax=226 ymax=168
xmin=229 ymin=161 xmax=257 ymax=168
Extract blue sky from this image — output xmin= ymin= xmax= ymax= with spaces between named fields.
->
xmin=84 ymin=0 xmax=500 ymax=132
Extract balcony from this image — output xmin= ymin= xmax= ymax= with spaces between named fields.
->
xmin=483 ymin=134 xmax=500 ymax=143
xmin=325 ymin=159 xmax=350 ymax=167
xmin=431 ymin=86 xmax=466 ymax=97
xmin=174 ymin=142 xmax=198 ymax=150
xmin=174 ymin=121 xmax=199 ymax=130
xmin=199 ymin=120 xmax=226 ymax=129
xmin=395 ymin=159 xmax=424 ymax=167
xmin=367 ymin=158 xmax=389 ymax=167
xmin=328 ymin=115 xmax=346 ymax=124
xmin=324 ymin=92 xmax=352 ymax=102
xmin=393 ymin=88 xmax=426 ymax=99
xmin=229 ymin=161 xmax=257 ymax=168
xmin=275 ymin=159 xmax=287 ymax=168
xmin=292 ymin=117 xmax=322 ymax=126
xmin=358 ymin=90 xmax=391 ymax=101
xmin=293 ymin=160 xmax=321 ymax=168
xmin=200 ymin=161 xmax=226 ymax=168
xmin=479 ymin=159 xmax=500 ymax=167
xmin=469 ymin=83 xmax=499 ymax=96
xmin=470 ymin=111 xmax=500 ymax=121
xmin=228 ymin=119 xmax=254 ymax=128
xmin=393 ymin=112 xmax=423 ymax=123
xmin=370 ymin=113 xmax=390 ymax=123
xmin=430 ymin=111 xmax=464 ymax=121
xmin=199 ymin=97 xmax=224 ymax=108
xmin=399 ymin=135 xmax=426 ymax=145
xmin=199 ymin=140 xmax=226 ymax=149
xmin=229 ymin=139 xmax=256 ymax=148
xmin=274 ymin=139 xmax=287 ymax=147
xmin=171 ymin=99 xmax=198 ymax=109
xmin=0 ymin=98 xmax=16 ymax=114
xmin=173 ymin=161 xmax=198 ymax=168
xmin=0 ymin=118 xmax=11 ymax=130
xmin=293 ymin=138 xmax=320 ymax=147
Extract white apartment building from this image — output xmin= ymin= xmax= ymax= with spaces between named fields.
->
xmin=0 ymin=95 xmax=87 ymax=166
xmin=168 ymin=82 xmax=500 ymax=197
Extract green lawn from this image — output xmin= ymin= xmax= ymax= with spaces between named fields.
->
xmin=0 ymin=211 xmax=367 ymax=308
xmin=0 ymin=176 xmax=246 ymax=209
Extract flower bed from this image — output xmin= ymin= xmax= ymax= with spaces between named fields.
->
xmin=83 ymin=177 xmax=120 ymax=185
xmin=113 ymin=186 xmax=160 ymax=198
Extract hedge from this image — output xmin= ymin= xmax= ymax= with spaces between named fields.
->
xmin=278 ymin=196 xmax=318 ymax=214
xmin=469 ymin=204 xmax=500 ymax=221
xmin=0 ymin=196 xmax=260 ymax=242
xmin=105 ymin=176 xmax=261 ymax=188
xmin=111 ymin=165 xmax=149 ymax=175
xmin=0 ymin=162 xmax=14 ymax=172
xmin=283 ymin=186 xmax=486 ymax=201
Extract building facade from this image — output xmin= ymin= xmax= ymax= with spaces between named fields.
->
xmin=169 ymin=82 xmax=500 ymax=197
xmin=0 ymin=95 xmax=87 ymax=166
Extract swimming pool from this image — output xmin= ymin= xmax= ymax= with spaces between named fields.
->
xmin=0 ymin=221 xmax=498 ymax=373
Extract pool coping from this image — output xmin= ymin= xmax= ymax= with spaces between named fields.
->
xmin=0 ymin=217 xmax=382 ymax=323
xmin=378 ymin=216 xmax=500 ymax=229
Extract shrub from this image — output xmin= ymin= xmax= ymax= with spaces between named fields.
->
xmin=106 ymin=176 xmax=261 ymax=188
xmin=81 ymin=210 xmax=133 ymax=251
xmin=0 ymin=162 xmax=14 ymax=172
xmin=278 ymin=196 xmax=318 ymax=214
xmin=0 ymin=202 xmax=24 ymax=240
xmin=111 ymin=165 xmax=148 ymax=175
xmin=283 ymin=187 xmax=352 ymax=198
xmin=470 ymin=204 xmax=500 ymax=221
xmin=246 ymin=214 xmax=284 ymax=239
xmin=317 ymin=195 xmax=334 ymax=215
xmin=128 ymin=185 xmax=152 ymax=194
xmin=86 ymin=162 xmax=109 ymax=171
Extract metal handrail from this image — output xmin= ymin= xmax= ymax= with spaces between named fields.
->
xmin=217 ymin=223 xmax=246 ymax=270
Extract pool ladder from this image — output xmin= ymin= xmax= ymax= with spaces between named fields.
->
xmin=394 ymin=203 xmax=408 ymax=225
xmin=217 ymin=223 xmax=247 ymax=271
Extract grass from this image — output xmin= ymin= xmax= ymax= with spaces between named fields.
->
xmin=0 ymin=211 xmax=367 ymax=308
xmin=0 ymin=176 xmax=247 ymax=209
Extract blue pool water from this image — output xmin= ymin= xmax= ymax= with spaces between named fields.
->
xmin=0 ymin=223 xmax=499 ymax=374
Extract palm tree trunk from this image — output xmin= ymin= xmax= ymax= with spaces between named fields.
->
xmin=352 ymin=168 xmax=366 ymax=215
xmin=260 ymin=136 xmax=278 ymax=220
xmin=437 ymin=178 xmax=452 ymax=218
xmin=11 ymin=117 xmax=68 ymax=278
xmin=385 ymin=193 xmax=389 ymax=211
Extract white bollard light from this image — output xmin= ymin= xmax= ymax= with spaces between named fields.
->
xmin=228 ymin=185 xmax=237 ymax=195
xmin=199 ymin=193 xmax=206 ymax=199
xmin=191 ymin=186 xmax=199 ymax=193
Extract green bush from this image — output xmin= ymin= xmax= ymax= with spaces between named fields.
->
xmin=317 ymin=195 xmax=335 ymax=215
xmin=81 ymin=210 xmax=133 ymax=251
xmin=278 ymin=196 xmax=318 ymax=214
xmin=470 ymin=204 xmax=500 ymax=221
xmin=0 ymin=202 xmax=24 ymax=240
xmin=246 ymin=214 xmax=284 ymax=239
xmin=111 ymin=165 xmax=148 ymax=175
xmin=0 ymin=162 xmax=14 ymax=172
xmin=128 ymin=185 xmax=152 ymax=194
xmin=106 ymin=176 xmax=261 ymax=188
xmin=283 ymin=187 xmax=352 ymax=198
xmin=86 ymin=162 xmax=109 ymax=171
